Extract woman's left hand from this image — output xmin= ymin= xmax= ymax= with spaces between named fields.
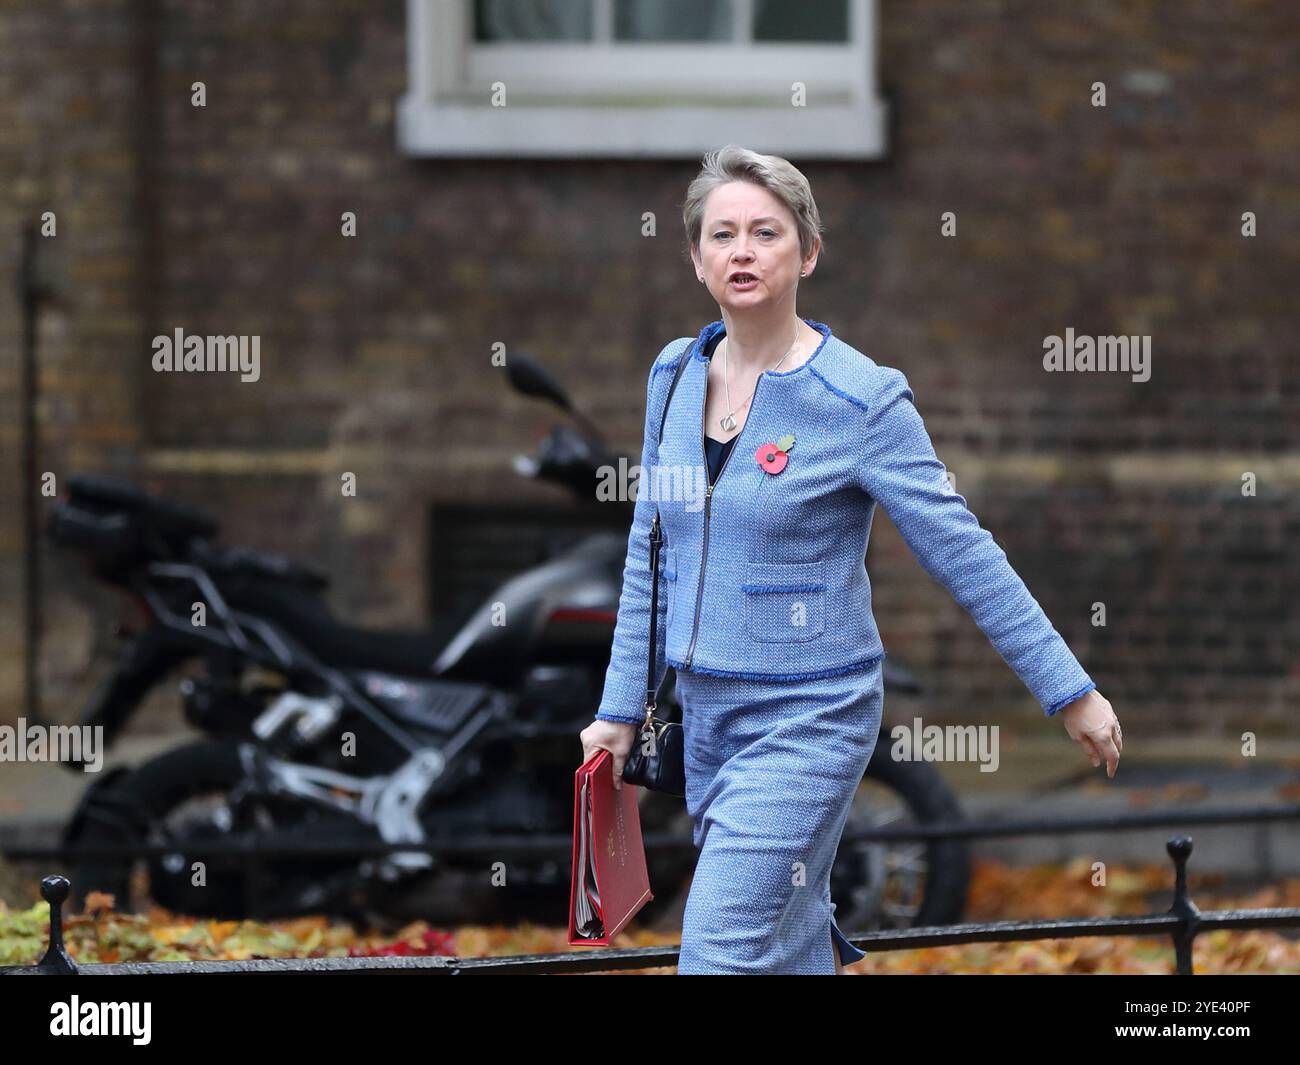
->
xmin=1058 ymin=688 xmax=1122 ymax=778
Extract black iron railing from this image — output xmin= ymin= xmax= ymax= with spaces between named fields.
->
xmin=4 ymin=836 xmax=1299 ymax=975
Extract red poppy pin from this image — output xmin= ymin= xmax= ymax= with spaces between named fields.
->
xmin=755 ymin=434 xmax=795 ymax=475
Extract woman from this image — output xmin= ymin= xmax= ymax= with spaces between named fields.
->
xmin=579 ymin=145 xmax=1122 ymax=975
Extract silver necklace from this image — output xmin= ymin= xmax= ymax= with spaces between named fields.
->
xmin=719 ymin=324 xmax=800 ymax=432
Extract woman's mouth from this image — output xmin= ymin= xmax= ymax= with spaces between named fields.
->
xmin=729 ymin=273 xmax=759 ymax=289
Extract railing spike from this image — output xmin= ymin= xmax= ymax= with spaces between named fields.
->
xmin=1165 ymin=836 xmax=1200 ymax=976
xmin=38 ymin=874 xmax=79 ymax=974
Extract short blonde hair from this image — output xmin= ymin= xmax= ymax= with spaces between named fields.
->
xmin=682 ymin=144 xmax=825 ymax=263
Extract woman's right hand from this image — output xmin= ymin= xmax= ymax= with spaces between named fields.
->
xmin=1058 ymin=688 xmax=1122 ymax=778
xmin=580 ymin=719 xmax=639 ymax=790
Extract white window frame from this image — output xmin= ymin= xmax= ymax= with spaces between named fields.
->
xmin=397 ymin=0 xmax=889 ymax=158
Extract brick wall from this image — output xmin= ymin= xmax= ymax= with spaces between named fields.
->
xmin=2 ymin=0 xmax=1296 ymax=734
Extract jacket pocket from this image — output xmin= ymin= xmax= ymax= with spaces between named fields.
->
xmin=663 ymin=547 xmax=677 ymax=628
xmin=741 ymin=559 xmax=826 ymax=643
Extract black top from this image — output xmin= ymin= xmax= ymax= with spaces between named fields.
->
xmin=701 ymin=328 xmax=739 ymax=485
xmin=704 ymin=433 xmax=738 ymax=485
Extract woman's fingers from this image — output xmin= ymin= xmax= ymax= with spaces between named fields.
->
xmin=1092 ymin=731 xmax=1120 ymax=777
xmin=579 ymin=722 xmax=637 ymax=788
xmin=1081 ymin=722 xmax=1121 ymax=777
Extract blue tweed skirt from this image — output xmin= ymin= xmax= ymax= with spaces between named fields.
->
xmin=674 ymin=655 xmax=884 ymax=974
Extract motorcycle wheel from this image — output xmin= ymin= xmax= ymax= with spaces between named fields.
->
xmin=64 ymin=739 xmax=361 ymax=919
xmin=830 ymin=744 xmax=972 ymax=932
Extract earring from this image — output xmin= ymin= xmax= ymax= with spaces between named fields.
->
xmin=800 ymin=270 xmax=807 ymax=277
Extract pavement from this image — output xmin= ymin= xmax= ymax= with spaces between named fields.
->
xmin=2 ymin=726 xmax=1299 ymax=883
xmin=937 ymin=734 xmax=1300 ymax=880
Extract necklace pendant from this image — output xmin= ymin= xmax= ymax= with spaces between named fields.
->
xmin=720 ymin=412 xmax=737 ymax=432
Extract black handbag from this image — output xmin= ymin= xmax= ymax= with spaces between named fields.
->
xmin=620 ymin=347 xmax=690 ymax=797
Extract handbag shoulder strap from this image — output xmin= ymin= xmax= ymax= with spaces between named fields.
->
xmin=656 ymin=339 xmax=692 ymax=447
xmin=641 ymin=338 xmax=692 ymax=721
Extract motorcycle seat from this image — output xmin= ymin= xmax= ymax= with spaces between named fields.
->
xmin=215 ymin=573 xmax=464 ymax=678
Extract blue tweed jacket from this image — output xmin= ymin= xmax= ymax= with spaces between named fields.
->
xmin=594 ymin=318 xmax=1096 ymax=725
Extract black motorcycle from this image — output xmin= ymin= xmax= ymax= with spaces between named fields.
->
xmin=49 ymin=353 xmax=969 ymax=933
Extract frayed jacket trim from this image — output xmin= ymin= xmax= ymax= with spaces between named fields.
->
xmin=667 ymin=650 xmax=886 ymax=682
xmin=594 ymin=710 xmax=649 ymax=725
xmin=809 ymin=364 xmax=871 ymax=411
xmin=1044 ymin=680 xmax=1097 ymax=717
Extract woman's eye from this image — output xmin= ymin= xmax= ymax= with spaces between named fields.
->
xmin=714 ymin=232 xmax=731 ymax=240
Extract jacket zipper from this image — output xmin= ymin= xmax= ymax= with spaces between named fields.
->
xmin=683 ymin=374 xmax=762 ymax=670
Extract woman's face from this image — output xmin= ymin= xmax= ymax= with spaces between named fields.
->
xmin=693 ymin=180 xmax=814 ymax=313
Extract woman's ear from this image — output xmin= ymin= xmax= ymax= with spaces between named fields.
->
xmin=800 ymin=237 xmax=822 ymax=278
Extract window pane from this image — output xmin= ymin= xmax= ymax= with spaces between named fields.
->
xmin=614 ymin=0 xmax=733 ymax=42
xmin=753 ymin=0 xmax=848 ymax=42
xmin=474 ymin=0 xmax=594 ymax=41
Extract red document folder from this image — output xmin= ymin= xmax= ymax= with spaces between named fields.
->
xmin=567 ymin=748 xmax=654 ymax=946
